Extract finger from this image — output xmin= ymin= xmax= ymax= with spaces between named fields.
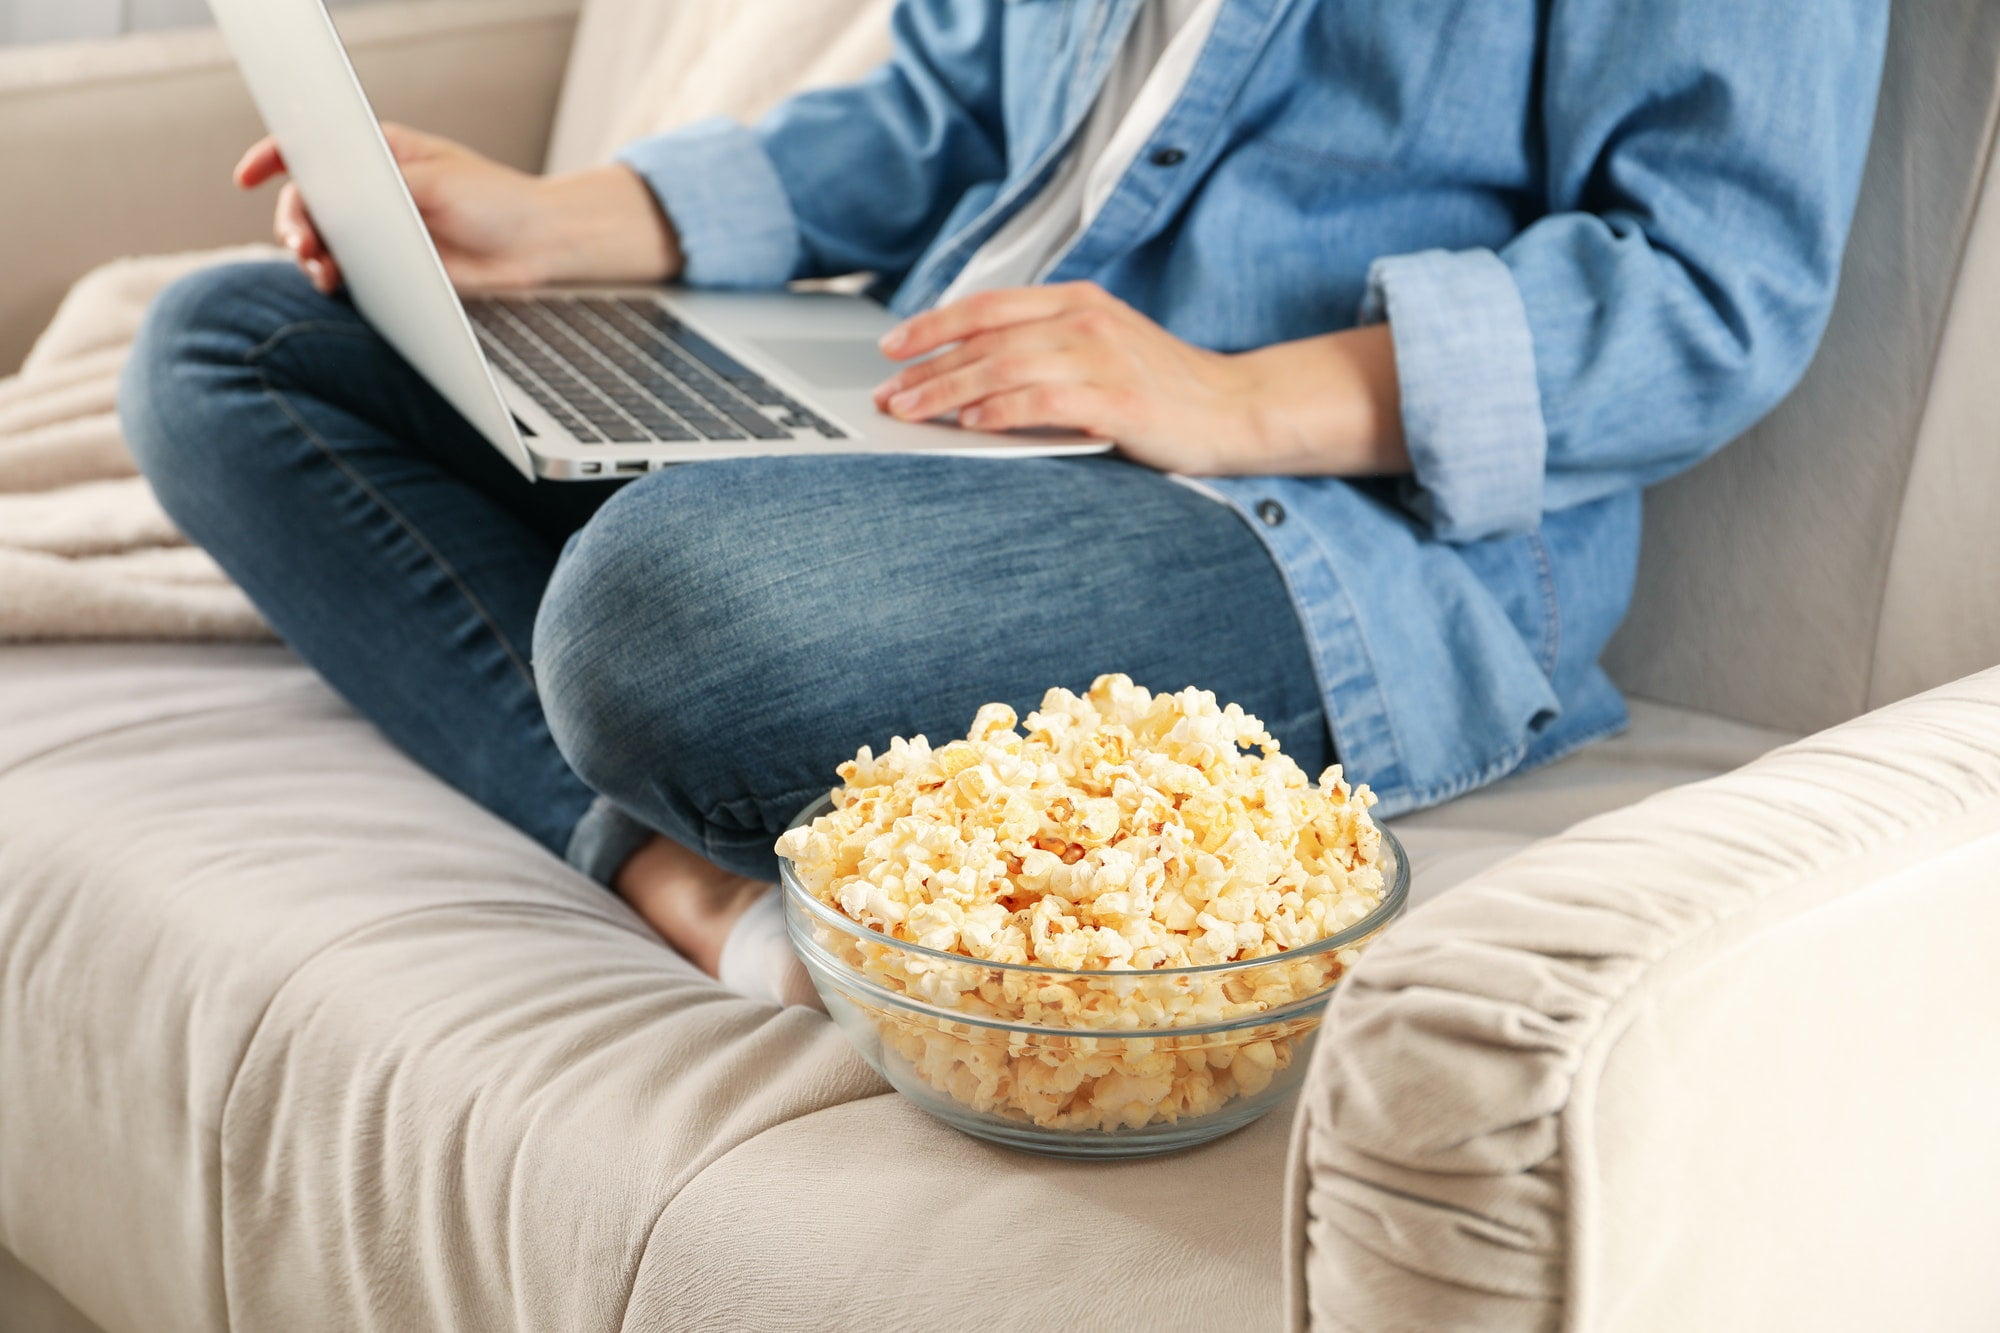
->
xmin=234 ymin=136 xmax=286 ymax=189
xmin=880 ymin=281 xmax=1113 ymax=360
xmin=274 ymin=185 xmax=339 ymax=291
xmin=433 ymin=243 xmax=539 ymax=293
xmin=274 ymin=184 xmax=326 ymax=260
xmin=437 ymin=256 xmax=507 ymax=293
xmin=879 ymin=332 xmax=1095 ymax=421
xmin=883 ymin=351 xmax=1092 ymax=422
xmin=957 ymin=383 xmax=1120 ymax=436
xmin=304 ymin=255 xmax=343 ymax=295
xmin=398 ymin=156 xmax=450 ymax=214
xmin=872 ymin=321 xmax=1074 ymax=408
xmin=872 ymin=345 xmax=972 ymax=410
xmin=380 ymin=122 xmax=445 ymax=164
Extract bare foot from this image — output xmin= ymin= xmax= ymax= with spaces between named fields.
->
xmin=613 ymin=833 xmax=769 ymax=976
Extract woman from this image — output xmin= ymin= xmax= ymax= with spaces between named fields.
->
xmin=121 ymin=0 xmax=1887 ymax=1001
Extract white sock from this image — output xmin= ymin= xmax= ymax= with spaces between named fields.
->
xmin=716 ymin=888 xmax=811 ymax=1007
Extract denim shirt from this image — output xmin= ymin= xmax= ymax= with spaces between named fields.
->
xmin=618 ymin=0 xmax=1888 ymax=816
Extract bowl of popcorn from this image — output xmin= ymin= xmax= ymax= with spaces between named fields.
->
xmin=776 ymin=674 xmax=1408 ymax=1159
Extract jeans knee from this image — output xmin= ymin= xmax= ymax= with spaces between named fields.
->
xmin=532 ymin=466 xmax=834 ymax=817
xmin=120 ymin=261 xmax=324 ymax=517
xmin=535 ymin=477 xmax=694 ymax=803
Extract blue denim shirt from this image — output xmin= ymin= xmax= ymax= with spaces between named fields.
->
xmin=618 ymin=0 xmax=1888 ymax=816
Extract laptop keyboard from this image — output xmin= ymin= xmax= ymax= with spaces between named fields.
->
xmin=466 ymin=295 xmax=848 ymax=445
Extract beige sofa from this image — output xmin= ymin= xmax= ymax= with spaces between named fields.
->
xmin=3 ymin=1 xmax=1999 ymax=1329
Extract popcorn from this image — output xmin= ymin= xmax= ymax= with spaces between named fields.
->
xmin=778 ymin=675 xmax=1394 ymax=1133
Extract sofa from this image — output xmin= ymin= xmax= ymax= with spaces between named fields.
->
xmin=3 ymin=1 xmax=1998 ymax=1329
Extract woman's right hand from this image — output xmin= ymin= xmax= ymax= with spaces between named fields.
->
xmin=235 ymin=123 xmax=682 ymax=296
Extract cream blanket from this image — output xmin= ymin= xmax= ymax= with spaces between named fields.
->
xmin=0 ymin=247 xmax=279 ymax=641
xmin=0 ymin=0 xmax=894 ymax=644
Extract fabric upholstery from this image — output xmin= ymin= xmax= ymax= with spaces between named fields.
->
xmin=0 ymin=643 xmax=1784 ymax=1331
xmin=1289 ymin=666 xmax=2000 ymax=1332
xmin=544 ymin=0 xmax=893 ymax=175
xmin=0 ymin=1245 xmax=101 ymax=1333
xmin=1606 ymin=0 xmax=2000 ymax=734
xmin=0 ymin=641 xmax=861 ymax=1331
xmin=1389 ymin=702 xmax=1795 ymax=909
xmin=1 ymin=247 xmax=278 ymax=642
xmin=1870 ymin=115 xmax=2000 ymax=708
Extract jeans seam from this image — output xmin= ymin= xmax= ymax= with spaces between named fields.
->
xmin=244 ymin=322 xmax=540 ymax=693
xmin=242 ymin=317 xmax=371 ymax=362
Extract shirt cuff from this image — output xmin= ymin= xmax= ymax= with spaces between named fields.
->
xmin=1359 ymin=248 xmax=1548 ymax=542
xmin=614 ymin=118 xmax=802 ymax=289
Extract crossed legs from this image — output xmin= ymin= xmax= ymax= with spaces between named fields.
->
xmin=123 ymin=262 xmax=1331 ymax=990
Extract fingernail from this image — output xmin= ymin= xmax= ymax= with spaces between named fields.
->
xmin=873 ymin=377 xmax=901 ymax=403
xmin=879 ymin=326 xmax=907 ymax=354
xmin=961 ymin=407 xmax=984 ymax=428
xmin=888 ymin=390 xmax=921 ymax=417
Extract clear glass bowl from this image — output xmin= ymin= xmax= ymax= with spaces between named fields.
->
xmin=779 ymin=795 xmax=1410 ymax=1159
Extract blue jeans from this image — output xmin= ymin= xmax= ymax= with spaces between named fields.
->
xmin=120 ymin=263 xmax=1329 ymax=883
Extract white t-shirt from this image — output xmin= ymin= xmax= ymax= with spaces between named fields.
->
xmin=938 ymin=0 xmax=1225 ymax=303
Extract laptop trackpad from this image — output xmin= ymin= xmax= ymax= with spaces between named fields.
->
xmin=753 ymin=337 xmax=898 ymax=388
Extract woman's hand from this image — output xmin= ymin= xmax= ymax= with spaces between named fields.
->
xmin=873 ymin=281 xmax=1409 ymax=477
xmin=234 ymin=124 xmax=681 ymax=295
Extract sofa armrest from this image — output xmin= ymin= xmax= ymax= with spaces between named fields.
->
xmin=0 ymin=0 xmax=580 ymax=374
xmin=1289 ymin=668 xmax=2000 ymax=1331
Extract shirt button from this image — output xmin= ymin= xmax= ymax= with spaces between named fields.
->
xmin=1257 ymin=499 xmax=1286 ymax=527
xmin=1149 ymin=146 xmax=1187 ymax=167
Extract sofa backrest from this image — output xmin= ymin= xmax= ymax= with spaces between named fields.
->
xmin=1605 ymin=0 xmax=2000 ymax=734
xmin=547 ymin=0 xmax=2000 ymax=739
xmin=542 ymin=0 xmax=892 ymax=175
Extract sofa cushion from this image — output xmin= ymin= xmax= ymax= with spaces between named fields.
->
xmin=0 ymin=1245 xmax=100 ymax=1333
xmin=0 ymin=643 xmax=873 ymax=1332
xmin=0 ymin=643 xmax=1786 ymax=1330
xmin=1390 ymin=701 xmax=1794 ymax=909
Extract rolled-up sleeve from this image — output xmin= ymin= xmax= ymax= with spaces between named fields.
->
xmin=615 ymin=121 xmax=801 ymax=289
xmin=1359 ymin=249 xmax=1547 ymax=543
xmin=1364 ymin=0 xmax=1887 ymax=545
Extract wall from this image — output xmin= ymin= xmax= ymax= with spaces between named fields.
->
xmin=0 ymin=0 xmax=368 ymax=44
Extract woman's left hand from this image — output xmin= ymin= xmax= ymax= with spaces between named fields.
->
xmin=873 ymin=281 xmax=1408 ymax=478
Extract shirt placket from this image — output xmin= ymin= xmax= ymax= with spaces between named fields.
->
xmin=893 ymin=0 xmax=1146 ymax=314
xmin=1041 ymin=0 xmax=1295 ymax=287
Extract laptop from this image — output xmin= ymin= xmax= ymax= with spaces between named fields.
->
xmin=204 ymin=0 xmax=1109 ymax=481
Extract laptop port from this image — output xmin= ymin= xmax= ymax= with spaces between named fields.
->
xmin=578 ymin=461 xmax=602 ymax=476
xmin=616 ymin=460 xmax=648 ymax=475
